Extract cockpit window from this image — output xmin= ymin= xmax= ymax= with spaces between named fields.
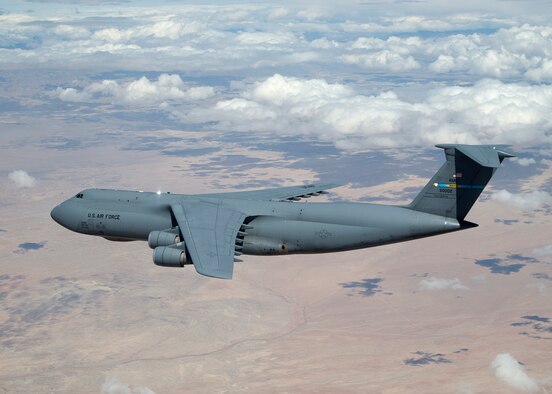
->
xmin=75 ymin=193 xmax=84 ymax=199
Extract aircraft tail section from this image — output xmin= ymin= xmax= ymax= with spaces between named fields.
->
xmin=408 ymin=144 xmax=515 ymax=222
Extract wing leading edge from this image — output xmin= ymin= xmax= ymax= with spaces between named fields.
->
xmin=197 ymin=183 xmax=340 ymax=202
xmin=171 ymin=202 xmax=246 ymax=279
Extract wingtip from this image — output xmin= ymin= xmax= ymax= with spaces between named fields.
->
xmin=195 ymin=267 xmax=233 ymax=280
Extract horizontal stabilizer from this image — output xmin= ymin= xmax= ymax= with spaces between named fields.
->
xmin=435 ymin=144 xmax=515 ymax=168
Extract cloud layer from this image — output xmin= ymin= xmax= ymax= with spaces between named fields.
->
xmin=181 ymin=74 xmax=552 ymax=150
xmin=1 ymin=6 xmax=551 ymax=84
xmin=2 ymin=4 xmax=551 ymax=152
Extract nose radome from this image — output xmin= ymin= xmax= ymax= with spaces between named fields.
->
xmin=50 ymin=205 xmax=62 ymax=225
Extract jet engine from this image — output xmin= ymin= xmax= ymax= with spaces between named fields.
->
xmin=153 ymin=243 xmax=187 ymax=267
xmin=148 ymin=228 xmax=180 ymax=249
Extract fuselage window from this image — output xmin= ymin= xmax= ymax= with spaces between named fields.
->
xmin=75 ymin=193 xmax=84 ymax=199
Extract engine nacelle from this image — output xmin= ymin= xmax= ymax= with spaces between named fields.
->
xmin=153 ymin=243 xmax=187 ymax=267
xmin=148 ymin=228 xmax=180 ymax=249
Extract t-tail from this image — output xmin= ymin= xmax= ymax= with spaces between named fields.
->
xmin=408 ymin=144 xmax=515 ymax=225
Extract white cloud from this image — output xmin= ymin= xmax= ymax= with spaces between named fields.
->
xmin=342 ymin=51 xmax=420 ymax=72
xmin=92 ymin=28 xmax=134 ymax=43
xmin=512 ymin=157 xmax=536 ymax=166
xmin=101 ymin=376 xmax=155 ymax=394
xmin=52 ymin=25 xmax=91 ymax=39
xmin=419 ymin=277 xmax=468 ymax=291
xmin=143 ymin=20 xmax=204 ymax=39
xmin=90 ymin=19 xmax=206 ymax=43
xmin=182 ymin=74 xmax=552 ymax=150
xmin=8 ymin=170 xmax=36 ymax=188
xmin=342 ymin=25 xmax=552 ymax=80
xmin=1 ymin=7 xmax=551 ymax=83
xmin=56 ymin=74 xmax=215 ymax=105
xmin=310 ymin=37 xmax=339 ymax=49
xmin=429 ymin=55 xmax=457 ymax=73
xmin=491 ymin=353 xmax=539 ymax=392
xmin=296 ymin=8 xmax=327 ymax=21
xmin=57 ymin=87 xmax=90 ymax=102
xmin=344 ymin=36 xmax=423 ymax=72
xmin=526 ymin=59 xmax=552 ymax=82
xmin=491 ymin=190 xmax=552 ymax=210
xmin=267 ymin=7 xmax=288 ymax=19
xmin=3 ymin=5 xmax=552 ymax=158
xmin=423 ymin=25 xmax=552 ymax=79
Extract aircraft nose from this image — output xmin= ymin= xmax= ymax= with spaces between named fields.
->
xmin=51 ymin=201 xmax=79 ymax=231
xmin=50 ymin=204 xmax=63 ymax=225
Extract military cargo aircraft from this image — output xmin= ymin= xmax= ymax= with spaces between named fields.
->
xmin=51 ymin=144 xmax=514 ymax=279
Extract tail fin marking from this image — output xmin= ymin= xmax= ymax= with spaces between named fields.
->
xmin=409 ymin=144 xmax=515 ymax=221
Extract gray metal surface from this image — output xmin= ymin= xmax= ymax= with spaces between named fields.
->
xmin=51 ymin=144 xmax=514 ymax=279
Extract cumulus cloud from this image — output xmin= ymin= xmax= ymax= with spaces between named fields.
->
xmin=427 ymin=25 xmax=552 ymax=80
xmin=8 ymin=170 xmax=36 ymax=188
xmin=183 ymin=74 xmax=552 ymax=150
xmin=491 ymin=190 xmax=552 ymax=210
xmin=310 ymin=37 xmax=339 ymax=49
xmin=101 ymin=376 xmax=155 ymax=394
xmin=341 ymin=25 xmax=552 ymax=80
xmin=491 ymin=353 xmax=539 ymax=392
xmin=526 ymin=59 xmax=552 ymax=82
xmin=419 ymin=277 xmax=468 ymax=291
xmin=57 ymin=74 xmax=215 ymax=105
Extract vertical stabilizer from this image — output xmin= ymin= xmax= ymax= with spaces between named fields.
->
xmin=408 ymin=144 xmax=515 ymax=221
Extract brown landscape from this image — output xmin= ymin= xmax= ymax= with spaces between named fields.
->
xmin=1 ymin=130 xmax=551 ymax=393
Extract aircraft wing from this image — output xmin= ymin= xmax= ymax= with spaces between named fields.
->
xmin=171 ymin=203 xmax=246 ymax=279
xmin=197 ymin=183 xmax=341 ymax=202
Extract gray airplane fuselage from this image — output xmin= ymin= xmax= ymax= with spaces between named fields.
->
xmin=51 ymin=188 xmax=460 ymax=255
xmin=51 ymin=144 xmax=514 ymax=279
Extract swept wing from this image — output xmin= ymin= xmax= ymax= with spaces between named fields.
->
xmin=171 ymin=202 xmax=246 ymax=279
xmin=197 ymin=183 xmax=340 ymax=202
